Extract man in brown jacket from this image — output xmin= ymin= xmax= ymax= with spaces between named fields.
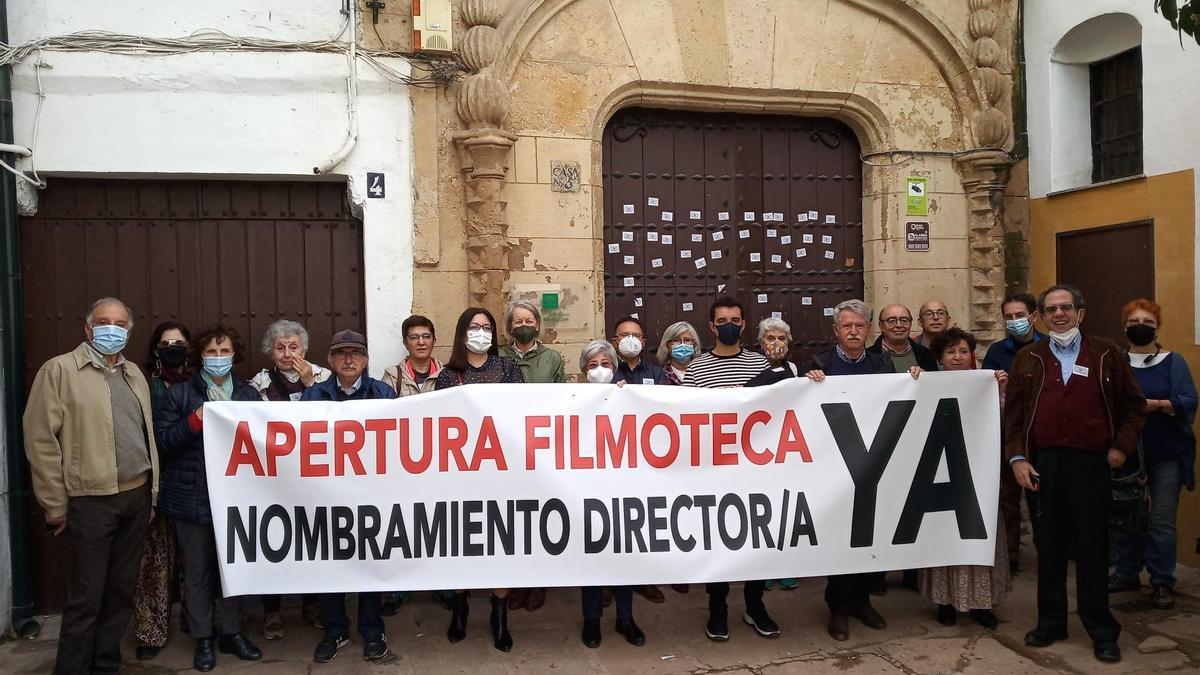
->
xmin=1005 ymin=284 xmax=1145 ymax=664
xmin=23 ymin=297 xmax=158 ymax=675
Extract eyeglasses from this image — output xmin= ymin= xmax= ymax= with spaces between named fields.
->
xmin=881 ymin=316 xmax=912 ymax=327
xmin=667 ymin=337 xmax=696 ymax=345
xmin=920 ymin=310 xmax=948 ymax=319
xmin=405 ymin=333 xmax=434 ymax=342
xmin=468 ymin=324 xmax=494 ymax=332
xmin=1041 ymin=303 xmax=1076 ymax=315
xmin=616 ymin=332 xmax=644 ymax=340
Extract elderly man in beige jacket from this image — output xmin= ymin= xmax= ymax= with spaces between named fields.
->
xmin=24 ymin=297 xmax=159 ymax=675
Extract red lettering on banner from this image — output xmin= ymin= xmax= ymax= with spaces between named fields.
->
xmin=679 ymin=413 xmax=709 ymax=466
xmin=741 ymin=410 xmax=773 ymax=465
xmin=439 ymin=417 xmax=469 ymax=472
xmin=775 ymin=409 xmax=813 ymax=462
xmin=263 ymin=421 xmax=295 ymax=476
xmin=525 ymin=416 xmax=551 ymax=470
xmin=470 ymin=416 xmax=507 ymax=471
xmin=225 ymin=421 xmax=265 ymax=476
xmin=300 ymin=420 xmax=329 ymax=477
xmin=641 ymin=413 xmax=680 ymax=468
xmin=553 ymin=415 xmax=566 ymax=470
xmin=596 ymin=415 xmax=637 ymax=468
xmin=365 ymin=418 xmax=396 ymax=473
xmin=334 ymin=420 xmax=366 ymax=476
xmin=568 ymin=416 xmax=591 ymax=469
xmin=398 ymin=418 xmax=433 ymax=474
xmin=711 ymin=412 xmax=738 ymax=465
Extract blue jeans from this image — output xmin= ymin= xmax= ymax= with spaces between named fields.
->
xmin=1113 ymin=459 xmax=1183 ymax=587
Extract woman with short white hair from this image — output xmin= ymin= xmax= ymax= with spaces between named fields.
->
xmin=745 ymin=317 xmax=798 ymax=387
xmin=656 ymin=321 xmax=701 ymax=385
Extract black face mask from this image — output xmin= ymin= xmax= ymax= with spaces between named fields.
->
xmin=1125 ymin=323 xmax=1156 ymax=347
xmin=715 ymin=322 xmax=742 ymax=346
xmin=157 ymin=344 xmax=188 ymax=368
xmin=511 ymin=325 xmax=539 ymax=345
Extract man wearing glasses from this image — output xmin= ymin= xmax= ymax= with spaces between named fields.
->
xmin=1004 ymin=284 xmax=1145 ymax=664
xmin=868 ymin=304 xmax=938 ymax=372
xmin=914 ymin=300 xmax=951 ymax=347
xmin=610 ymin=316 xmax=669 ymax=385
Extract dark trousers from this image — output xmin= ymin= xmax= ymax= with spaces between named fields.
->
xmin=320 ymin=592 xmax=384 ymax=640
xmin=262 ymin=593 xmax=318 ymax=613
xmin=1033 ymin=447 xmax=1120 ymax=642
xmin=581 ymin=586 xmax=633 ymax=620
xmin=1000 ymin=456 xmax=1023 ymax=562
xmin=824 ymin=574 xmax=872 ymax=615
xmin=706 ymin=581 xmax=765 ymax=612
xmin=175 ymin=519 xmax=244 ymax=639
xmin=54 ymin=483 xmax=151 ymax=675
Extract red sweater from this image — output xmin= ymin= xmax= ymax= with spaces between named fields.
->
xmin=1031 ymin=339 xmax=1111 ymax=452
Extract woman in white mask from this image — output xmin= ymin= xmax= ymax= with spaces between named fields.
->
xmin=435 ymin=307 xmax=524 ymax=653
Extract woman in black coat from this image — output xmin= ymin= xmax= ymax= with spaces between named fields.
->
xmin=155 ymin=325 xmax=262 ymax=672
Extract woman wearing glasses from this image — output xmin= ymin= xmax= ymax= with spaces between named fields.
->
xmin=658 ymin=321 xmax=701 ymax=386
xmin=436 ymin=307 xmax=524 ymax=652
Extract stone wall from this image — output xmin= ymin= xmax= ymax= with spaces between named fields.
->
xmin=365 ymin=0 xmax=1024 ymax=371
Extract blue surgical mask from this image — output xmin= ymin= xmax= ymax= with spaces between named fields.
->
xmin=670 ymin=343 xmax=695 ymax=362
xmin=90 ymin=324 xmax=128 ymax=355
xmin=715 ymin=322 xmax=742 ymax=346
xmin=202 ymin=355 xmax=234 ymax=377
xmin=1005 ymin=317 xmax=1032 ymax=337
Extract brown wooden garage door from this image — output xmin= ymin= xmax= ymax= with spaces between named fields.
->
xmin=602 ymin=109 xmax=864 ymax=364
xmin=20 ymin=177 xmax=364 ymax=611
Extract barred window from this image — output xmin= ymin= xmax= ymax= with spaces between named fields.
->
xmin=1090 ymin=47 xmax=1142 ymax=183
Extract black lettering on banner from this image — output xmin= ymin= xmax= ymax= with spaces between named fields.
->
xmin=748 ymin=493 xmax=774 ymax=549
xmin=539 ymin=498 xmax=569 ymax=555
xmin=647 ymin=496 xmax=669 ymax=553
xmin=332 ymin=506 xmax=355 ymax=560
xmin=357 ymin=505 xmax=383 ymax=560
xmin=789 ymin=492 xmax=818 ymax=547
xmin=584 ymin=499 xmax=610 ymax=554
xmin=717 ymin=494 xmax=748 ymax=550
xmin=670 ymin=495 xmax=696 ymax=552
xmin=892 ymin=398 xmax=987 ymax=544
xmin=414 ymin=502 xmax=447 ymax=558
xmin=383 ymin=504 xmax=412 ymax=559
xmin=298 ymin=506 xmax=330 ymax=561
xmin=463 ymin=500 xmax=485 ymax=556
xmin=228 ymin=506 xmax=256 ymax=563
xmin=261 ymin=504 xmax=292 ymax=564
xmin=694 ymin=494 xmax=716 ymax=550
xmin=488 ymin=500 xmax=515 ymax=555
xmin=775 ymin=489 xmax=790 ymax=551
xmin=822 ymin=400 xmax=916 ymax=547
xmin=450 ymin=501 xmax=460 ymax=557
xmin=622 ymin=497 xmax=648 ymax=553
xmin=610 ymin=497 xmax=621 ymax=553
xmin=516 ymin=500 xmax=539 ymax=555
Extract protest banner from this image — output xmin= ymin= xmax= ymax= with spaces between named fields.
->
xmin=204 ymin=371 xmax=1000 ymax=596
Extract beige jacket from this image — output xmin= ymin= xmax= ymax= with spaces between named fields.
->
xmin=382 ymin=358 xmax=443 ymax=397
xmin=23 ymin=343 xmax=159 ymax=517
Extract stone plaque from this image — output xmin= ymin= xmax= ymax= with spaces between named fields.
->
xmin=550 ymin=160 xmax=581 ymax=193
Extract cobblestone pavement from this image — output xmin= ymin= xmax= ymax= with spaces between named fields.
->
xmin=4 ymin=547 xmax=1200 ymax=674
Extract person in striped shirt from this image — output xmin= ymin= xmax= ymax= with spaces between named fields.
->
xmin=684 ymin=296 xmax=777 ymax=641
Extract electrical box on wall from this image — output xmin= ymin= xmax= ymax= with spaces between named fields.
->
xmin=413 ymin=0 xmax=453 ymax=53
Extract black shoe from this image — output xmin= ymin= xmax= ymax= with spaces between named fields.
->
xmin=705 ymin=608 xmax=730 ymax=641
xmin=970 ymin=609 xmax=998 ymax=629
xmin=1153 ymin=584 xmax=1176 ymax=610
xmin=381 ymin=594 xmax=403 ymax=617
xmin=1107 ymin=574 xmax=1139 ymax=593
xmin=313 ymin=635 xmax=348 ymax=663
xmin=827 ymin=614 xmax=849 ymax=641
xmin=581 ymin=619 xmax=601 ymax=648
xmin=193 ymin=638 xmax=215 ymax=672
xmin=218 ymin=633 xmax=262 ymax=661
xmin=936 ymin=604 xmax=957 ymax=626
xmin=1094 ymin=641 xmax=1121 ymax=663
xmin=851 ymin=603 xmax=887 ymax=630
xmin=135 ymin=645 xmax=160 ymax=661
xmin=1024 ymin=627 xmax=1068 ymax=647
xmin=363 ymin=635 xmax=388 ymax=661
xmin=615 ymin=618 xmax=646 ymax=646
xmin=447 ymin=592 xmax=469 ymax=643
xmin=743 ymin=606 xmax=780 ymax=638
xmin=489 ymin=593 xmax=513 ymax=652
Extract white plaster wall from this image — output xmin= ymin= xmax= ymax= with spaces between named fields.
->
xmin=6 ymin=0 xmax=415 ymax=373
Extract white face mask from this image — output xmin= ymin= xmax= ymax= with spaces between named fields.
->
xmin=465 ymin=329 xmax=492 ymax=354
xmin=586 ymin=366 xmax=613 ymax=383
xmin=1049 ymin=326 xmax=1080 ymax=347
xmin=617 ymin=335 xmax=642 ymax=358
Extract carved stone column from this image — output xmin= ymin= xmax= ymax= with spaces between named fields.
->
xmin=453 ymin=0 xmax=516 ymax=320
xmin=961 ymin=0 xmax=1014 ymax=343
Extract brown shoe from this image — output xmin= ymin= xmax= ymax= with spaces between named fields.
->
xmin=671 ymin=584 xmax=690 ymax=594
xmin=524 ymin=587 xmax=546 ymax=612
xmin=828 ymin=613 xmax=850 ymax=641
xmin=635 ymin=585 xmax=666 ymax=603
xmin=507 ymin=589 xmax=527 ymax=611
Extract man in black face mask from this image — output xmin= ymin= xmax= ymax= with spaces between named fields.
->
xmin=682 ymin=296 xmax=775 ymax=641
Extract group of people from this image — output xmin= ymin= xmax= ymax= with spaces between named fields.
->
xmin=23 ymin=285 xmax=1194 ymax=673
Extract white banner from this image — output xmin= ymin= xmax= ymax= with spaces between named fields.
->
xmin=204 ymin=371 xmax=1000 ymax=596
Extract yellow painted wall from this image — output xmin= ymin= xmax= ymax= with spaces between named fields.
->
xmin=1029 ymin=169 xmax=1199 ymax=565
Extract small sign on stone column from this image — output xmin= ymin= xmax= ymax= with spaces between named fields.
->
xmin=550 ymin=161 xmax=581 ymax=193
xmin=905 ymin=221 xmax=930 ymax=252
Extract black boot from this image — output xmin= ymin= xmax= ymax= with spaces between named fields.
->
xmin=447 ymin=592 xmax=469 ymax=643
xmin=490 ymin=593 xmax=513 ymax=652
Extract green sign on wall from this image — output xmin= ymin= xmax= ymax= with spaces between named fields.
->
xmin=906 ymin=177 xmax=928 ymax=216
